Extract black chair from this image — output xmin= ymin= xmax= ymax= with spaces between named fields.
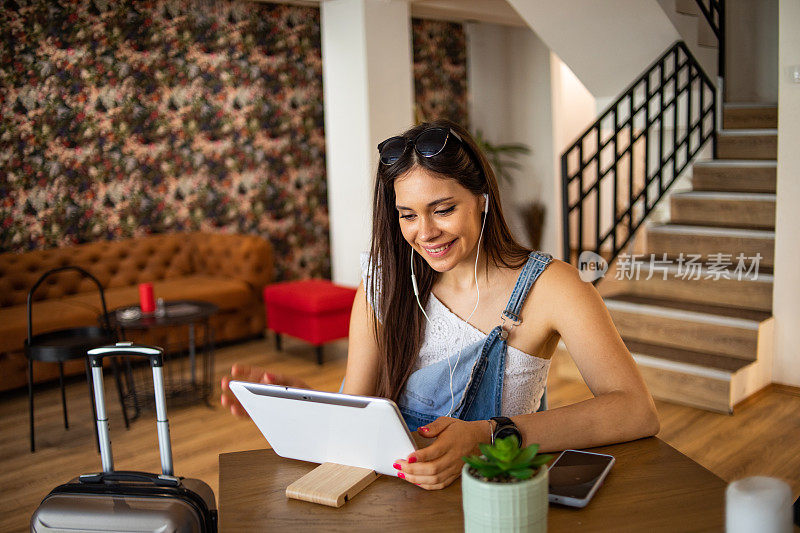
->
xmin=25 ymin=266 xmax=129 ymax=453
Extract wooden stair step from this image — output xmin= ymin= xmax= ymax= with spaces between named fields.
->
xmin=646 ymin=224 xmax=775 ymax=268
xmin=605 ymin=295 xmax=761 ymax=360
xmin=608 ymin=294 xmax=771 ymax=322
xmin=723 ymin=104 xmax=778 ymax=129
xmin=675 ymin=0 xmax=699 ymax=16
xmin=692 ymin=160 xmax=776 ymax=193
xmin=670 ymin=191 xmax=775 ymax=229
xmin=624 ymin=317 xmax=773 ymax=414
xmin=554 ymin=338 xmax=756 ymax=413
xmin=620 ymin=263 xmax=773 ymax=312
xmin=717 ymin=130 xmax=777 ymax=160
xmin=630 ymin=346 xmax=751 ymax=414
xmin=697 ymin=19 xmax=718 ymax=48
xmin=625 ymin=340 xmax=750 ymax=373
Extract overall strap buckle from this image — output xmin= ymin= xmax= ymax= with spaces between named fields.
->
xmin=500 ymin=311 xmax=521 ymax=340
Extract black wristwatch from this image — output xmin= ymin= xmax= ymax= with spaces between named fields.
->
xmin=490 ymin=416 xmax=522 ymax=447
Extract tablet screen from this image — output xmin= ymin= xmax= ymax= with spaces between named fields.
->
xmin=230 ymin=381 xmax=417 ymax=476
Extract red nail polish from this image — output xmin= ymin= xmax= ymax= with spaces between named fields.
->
xmin=408 ymin=456 xmax=417 ymax=464
xmin=393 ymin=462 xmax=401 ymax=470
xmin=419 ymin=426 xmax=429 ymax=432
xmin=398 ymin=472 xmax=405 ymax=479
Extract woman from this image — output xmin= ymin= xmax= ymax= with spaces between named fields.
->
xmin=221 ymin=119 xmax=660 ymax=490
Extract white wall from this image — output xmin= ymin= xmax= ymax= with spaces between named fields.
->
xmin=726 ymin=0 xmax=779 ymax=103
xmin=771 ymin=0 xmax=800 ymax=387
xmin=321 ymin=0 xmax=414 ymax=286
xmin=550 ymin=57 xmax=596 ymax=256
xmin=465 ymin=23 xmax=557 ymax=255
xmin=466 ymin=22 xmax=597 ymax=259
xmin=465 ymin=23 xmax=511 ymax=144
xmin=506 ymin=0 xmax=679 ymax=102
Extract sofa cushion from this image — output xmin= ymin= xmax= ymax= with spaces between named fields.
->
xmin=0 ymin=300 xmax=100 ymax=353
xmin=190 ymin=232 xmax=272 ymax=291
xmin=95 ymin=234 xmax=196 ymax=290
xmin=0 ymin=231 xmax=272 ymax=392
xmin=62 ymin=275 xmax=255 ymax=314
xmin=0 ymin=234 xmax=196 ymax=308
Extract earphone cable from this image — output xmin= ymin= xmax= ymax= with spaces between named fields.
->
xmin=410 ymin=248 xmax=436 ymax=329
xmin=407 ymin=195 xmax=489 ymax=417
xmin=446 ymin=206 xmax=487 ymax=416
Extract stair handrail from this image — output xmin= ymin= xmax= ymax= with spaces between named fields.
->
xmin=694 ymin=0 xmax=725 ymax=81
xmin=560 ymin=41 xmax=716 ymax=274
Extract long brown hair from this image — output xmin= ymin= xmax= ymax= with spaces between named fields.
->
xmin=369 ymin=119 xmax=530 ymax=401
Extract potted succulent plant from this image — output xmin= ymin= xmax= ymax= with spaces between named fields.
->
xmin=461 ymin=436 xmax=553 ymax=532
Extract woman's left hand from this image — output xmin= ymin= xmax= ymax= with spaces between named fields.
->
xmin=394 ymin=416 xmax=488 ymax=490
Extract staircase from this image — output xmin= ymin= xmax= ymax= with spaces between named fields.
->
xmin=603 ymin=104 xmax=777 ymax=413
xmin=658 ymin=0 xmax=720 ymax=80
xmin=553 ymin=0 xmax=779 ymax=413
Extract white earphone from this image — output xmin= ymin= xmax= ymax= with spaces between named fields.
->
xmin=410 ymin=193 xmax=489 ymax=415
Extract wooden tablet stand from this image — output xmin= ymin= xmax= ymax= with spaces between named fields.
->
xmin=286 ymin=463 xmax=379 ymax=507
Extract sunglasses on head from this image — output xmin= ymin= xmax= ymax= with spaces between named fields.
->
xmin=377 ymin=127 xmax=463 ymax=166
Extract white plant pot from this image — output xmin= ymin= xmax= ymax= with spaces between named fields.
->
xmin=461 ymin=463 xmax=548 ymax=533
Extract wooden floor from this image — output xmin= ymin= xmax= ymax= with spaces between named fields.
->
xmin=2 ymin=335 xmax=799 ymax=531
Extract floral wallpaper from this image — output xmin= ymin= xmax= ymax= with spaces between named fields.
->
xmin=0 ymin=2 xmax=468 ymax=281
xmin=412 ymin=18 xmax=468 ymax=127
xmin=0 ymin=0 xmax=329 ymax=280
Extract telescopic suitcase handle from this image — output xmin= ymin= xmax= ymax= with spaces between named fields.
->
xmin=87 ymin=342 xmax=173 ymax=476
xmin=79 ymin=471 xmax=180 ymax=487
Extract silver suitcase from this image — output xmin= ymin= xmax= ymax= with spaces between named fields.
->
xmin=31 ymin=342 xmax=218 ymax=532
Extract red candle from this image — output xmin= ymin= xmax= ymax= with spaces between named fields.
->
xmin=139 ymin=283 xmax=155 ymax=313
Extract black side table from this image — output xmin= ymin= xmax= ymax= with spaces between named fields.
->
xmin=104 ymin=300 xmax=218 ymax=417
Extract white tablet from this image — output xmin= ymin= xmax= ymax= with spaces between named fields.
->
xmin=228 ymin=381 xmax=417 ymax=476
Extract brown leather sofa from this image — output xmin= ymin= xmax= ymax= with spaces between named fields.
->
xmin=0 ymin=232 xmax=272 ymax=392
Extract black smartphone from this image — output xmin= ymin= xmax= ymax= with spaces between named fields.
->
xmin=547 ymin=449 xmax=615 ymax=508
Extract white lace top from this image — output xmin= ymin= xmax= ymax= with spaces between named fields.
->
xmin=360 ymin=253 xmax=550 ymax=416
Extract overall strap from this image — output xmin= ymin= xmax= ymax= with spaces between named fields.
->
xmin=500 ymin=252 xmax=553 ymax=333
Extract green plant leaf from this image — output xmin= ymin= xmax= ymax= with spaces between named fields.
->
xmin=476 ymin=466 xmax=504 ymax=479
xmin=507 ymin=444 xmax=540 ymax=468
xmin=496 ymin=460 xmax=515 ymax=472
xmin=508 ymin=467 xmax=535 ymax=480
xmin=530 ymin=454 xmax=554 ymax=467
xmin=493 ymin=144 xmax=531 ymax=153
xmin=462 ymin=455 xmax=493 ymax=469
xmin=496 ymin=449 xmax=516 ymax=463
xmin=472 ymin=130 xmax=532 ymax=185
xmin=497 ymin=451 xmax=517 ymax=468
xmin=497 ymin=435 xmax=520 ymax=450
xmin=478 ymin=443 xmax=503 ymax=463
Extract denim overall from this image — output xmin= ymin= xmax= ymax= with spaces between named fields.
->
xmin=397 ymin=252 xmax=553 ymax=432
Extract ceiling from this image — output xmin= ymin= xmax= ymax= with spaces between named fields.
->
xmin=408 ymin=0 xmax=526 ymax=27
xmin=257 ymin=0 xmax=527 ymax=27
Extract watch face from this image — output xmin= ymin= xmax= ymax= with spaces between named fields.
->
xmin=495 ymin=427 xmax=521 ymax=443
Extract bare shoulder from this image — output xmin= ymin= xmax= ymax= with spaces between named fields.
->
xmin=535 ymin=258 xmax=594 ymax=299
xmin=520 ymin=259 xmax=602 ymax=326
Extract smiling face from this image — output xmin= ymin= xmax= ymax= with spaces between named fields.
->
xmin=394 ymin=166 xmax=485 ymax=273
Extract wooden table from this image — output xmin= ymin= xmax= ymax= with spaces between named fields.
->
xmin=219 ymin=437 xmax=726 ymax=532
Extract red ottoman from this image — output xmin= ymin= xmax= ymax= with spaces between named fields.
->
xmin=262 ymin=279 xmax=357 ymax=365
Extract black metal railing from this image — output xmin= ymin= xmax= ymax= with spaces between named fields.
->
xmin=560 ymin=41 xmax=716 ymax=270
xmin=694 ymin=0 xmax=725 ymax=80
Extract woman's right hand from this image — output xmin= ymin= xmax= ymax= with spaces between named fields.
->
xmin=220 ymin=363 xmax=312 ymax=418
